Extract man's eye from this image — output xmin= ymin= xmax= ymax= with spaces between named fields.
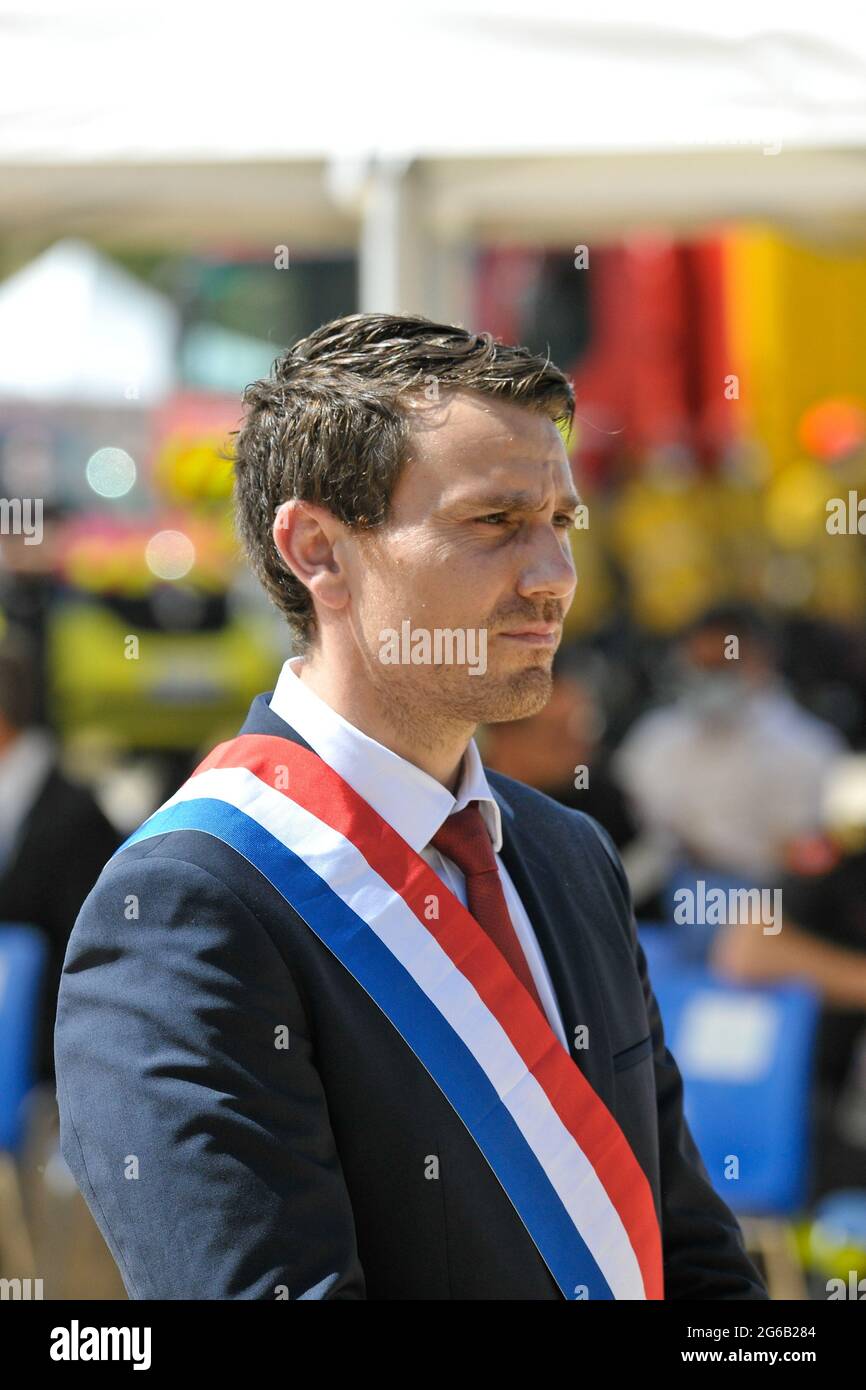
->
xmin=475 ymin=513 xmax=575 ymax=528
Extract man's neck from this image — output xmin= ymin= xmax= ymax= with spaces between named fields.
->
xmin=295 ymin=653 xmax=472 ymax=793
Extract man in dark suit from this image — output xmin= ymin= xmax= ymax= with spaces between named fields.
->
xmin=55 ymin=313 xmax=768 ymax=1300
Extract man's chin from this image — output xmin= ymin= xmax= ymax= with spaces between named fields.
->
xmin=368 ymin=656 xmax=554 ymax=726
xmin=466 ymin=664 xmax=554 ymax=724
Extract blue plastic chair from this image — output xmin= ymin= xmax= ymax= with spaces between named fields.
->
xmin=651 ymin=966 xmax=820 ymax=1216
xmin=662 ymin=863 xmax=779 ymax=967
xmin=0 ymin=923 xmax=49 ymax=1153
xmin=635 ymin=921 xmax=684 ymax=979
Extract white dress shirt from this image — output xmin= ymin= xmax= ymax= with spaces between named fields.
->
xmin=269 ymin=656 xmax=568 ymax=1049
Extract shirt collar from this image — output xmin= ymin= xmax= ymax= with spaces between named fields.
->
xmin=268 ymin=655 xmax=503 ymax=853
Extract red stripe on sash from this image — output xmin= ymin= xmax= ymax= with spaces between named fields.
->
xmin=191 ymin=733 xmax=664 ymax=1298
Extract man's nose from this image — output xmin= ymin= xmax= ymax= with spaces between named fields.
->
xmin=515 ymin=526 xmax=577 ymax=600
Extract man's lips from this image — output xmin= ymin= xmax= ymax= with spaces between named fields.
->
xmin=497 ymin=625 xmax=560 ymax=646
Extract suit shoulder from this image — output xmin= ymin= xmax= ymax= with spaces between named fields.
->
xmin=484 ymin=767 xmax=623 ymax=866
xmin=77 ymin=827 xmax=263 ymax=923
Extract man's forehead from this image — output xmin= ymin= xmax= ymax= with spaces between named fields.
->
xmin=403 ymin=392 xmax=570 ymax=496
xmin=404 ymin=387 xmax=566 ymax=454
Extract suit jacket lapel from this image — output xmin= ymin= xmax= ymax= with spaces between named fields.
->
xmin=489 ymin=777 xmax=616 ymax=1113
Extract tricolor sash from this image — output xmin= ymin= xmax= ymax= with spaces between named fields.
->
xmin=113 ymin=733 xmax=664 ymax=1300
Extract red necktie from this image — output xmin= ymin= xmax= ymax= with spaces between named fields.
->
xmin=430 ymin=802 xmax=546 ymax=1016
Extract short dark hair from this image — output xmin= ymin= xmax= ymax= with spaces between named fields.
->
xmin=230 ymin=312 xmax=575 ymax=652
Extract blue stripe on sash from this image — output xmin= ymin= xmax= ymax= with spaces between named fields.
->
xmin=117 ymin=796 xmax=615 ymax=1300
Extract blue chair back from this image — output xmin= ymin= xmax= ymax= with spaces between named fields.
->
xmin=651 ymin=966 xmax=819 ymax=1216
xmin=636 ymin=922 xmax=683 ymax=979
xmin=0 ymin=923 xmax=49 ymax=1152
xmin=662 ymin=863 xmax=779 ymax=966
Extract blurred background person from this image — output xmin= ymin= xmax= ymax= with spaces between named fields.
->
xmin=712 ymin=758 xmax=866 ymax=1198
xmin=611 ymin=604 xmax=848 ymax=893
xmin=0 ymin=636 xmax=120 ymax=1087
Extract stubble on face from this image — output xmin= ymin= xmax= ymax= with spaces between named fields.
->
xmin=360 ymin=642 xmax=558 ymax=754
xmin=353 ymin=525 xmax=564 ymax=752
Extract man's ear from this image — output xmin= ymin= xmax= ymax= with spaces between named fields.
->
xmin=273 ymin=499 xmax=349 ymax=615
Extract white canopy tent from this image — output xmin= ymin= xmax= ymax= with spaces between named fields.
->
xmin=1 ymin=1 xmax=866 ymax=315
xmin=0 ymin=238 xmax=179 ymax=402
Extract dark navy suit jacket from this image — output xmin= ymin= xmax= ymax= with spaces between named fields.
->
xmin=54 ymin=691 xmax=769 ymax=1300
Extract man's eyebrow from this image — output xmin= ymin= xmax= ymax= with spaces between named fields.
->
xmin=449 ymin=488 xmax=582 ymax=513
